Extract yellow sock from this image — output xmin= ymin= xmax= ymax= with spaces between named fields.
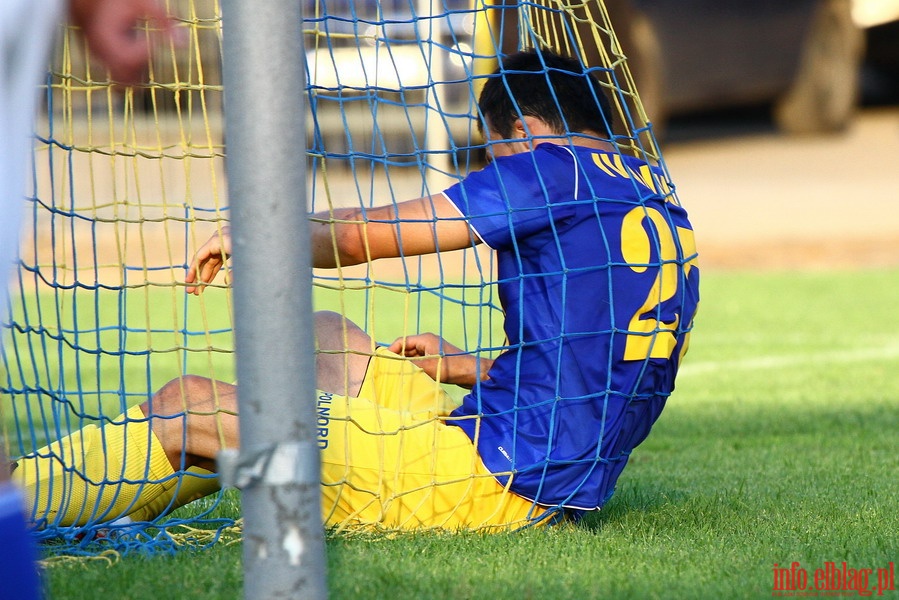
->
xmin=12 ymin=406 xmax=217 ymax=527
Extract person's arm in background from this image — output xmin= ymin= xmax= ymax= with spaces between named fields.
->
xmin=69 ymin=0 xmax=178 ymax=85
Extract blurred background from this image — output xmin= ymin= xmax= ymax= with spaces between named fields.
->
xmin=627 ymin=0 xmax=899 ymax=269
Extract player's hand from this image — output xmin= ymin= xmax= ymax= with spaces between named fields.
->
xmin=388 ymin=334 xmax=490 ymax=388
xmin=389 ymin=333 xmax=450 ymax=382
xmin=69 ymin=0 xmax=182 ymax=85
xmin=185 ymin=226 xmax=232 ymax=295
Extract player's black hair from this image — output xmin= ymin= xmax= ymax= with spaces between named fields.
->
xmin=477 ymin=48 xmax=612 ymax=139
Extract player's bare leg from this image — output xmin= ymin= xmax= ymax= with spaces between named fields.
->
xmin=145 ymin=311 xmax=374 ymax=472
xmin=142 ymin=375 xmax=239 ymax=473
xmin=313 ymin=310 xmax=373 ymax=398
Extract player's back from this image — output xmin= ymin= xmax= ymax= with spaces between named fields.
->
xmin=444 ymin=142 xmax=700 ymax=509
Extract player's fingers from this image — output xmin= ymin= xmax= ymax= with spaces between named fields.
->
xmin=387 ymin=337 xmax=407 ymax=355
xmin=185 ymin=250 xmax=210 ymax=290
xmin=185 ymin=255 xmax=219 ymax=294
xmin=184 ymin=262 xmax=200 ymax=293
xmin=185 ymin=255 xmax=202 ymax=282
xmin=198 ymin=259 xmax=221 ymax=285
xmin=388 ymin=336 xmax=424 ymax=357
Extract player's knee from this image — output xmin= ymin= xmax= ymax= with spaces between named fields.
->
xmin=150 ymin=375 xmax=216 ymax=418
xmin=314 ymin=310 xmax=369 ymax=353
xmin=313 ymin=310 xmax=352 ymax=350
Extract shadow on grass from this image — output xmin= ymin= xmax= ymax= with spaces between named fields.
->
xmin=579 ymin=485 xmax=692 ymax=533
xmin=575 ymin=390 xmax=898 ymax=537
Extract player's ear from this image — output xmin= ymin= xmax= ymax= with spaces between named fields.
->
xmin=517 ymin=115 xmax=548 ymax=139
xmin=513 ymin=118 xmax=527 ymax=139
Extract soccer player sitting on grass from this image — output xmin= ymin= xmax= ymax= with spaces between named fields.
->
xmin=13 ymin=49 xmax=700 ymax=531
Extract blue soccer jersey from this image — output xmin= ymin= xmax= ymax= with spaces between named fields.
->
xmin=442 ymin=142 xmax=700 ymax=511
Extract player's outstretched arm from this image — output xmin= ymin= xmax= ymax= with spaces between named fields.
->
xmin=388 ymin=333 xmax=493 ymax=389
xmin=185 ymin=226 xmax=231 ymax=295
xmin=310 ymin=194 xmax=479 ymax=269
xmin=186 ymin=193 xmax=477 ymax=292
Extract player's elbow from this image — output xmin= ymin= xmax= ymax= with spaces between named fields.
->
xmin=330 ymin=222 xmax=369 ymax=267
xmin=310 ymin=212 xmax=369 ymax=268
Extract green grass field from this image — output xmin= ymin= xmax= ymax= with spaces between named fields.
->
xmin=26 ymin=267 xmax=899 ymax=598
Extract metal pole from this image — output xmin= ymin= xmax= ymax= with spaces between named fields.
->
xmin=219 ymin=2 xmax=327 ymax=598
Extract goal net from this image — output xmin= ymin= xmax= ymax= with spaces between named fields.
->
xmin=1 ymin=0 xmax=674 ymax=555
